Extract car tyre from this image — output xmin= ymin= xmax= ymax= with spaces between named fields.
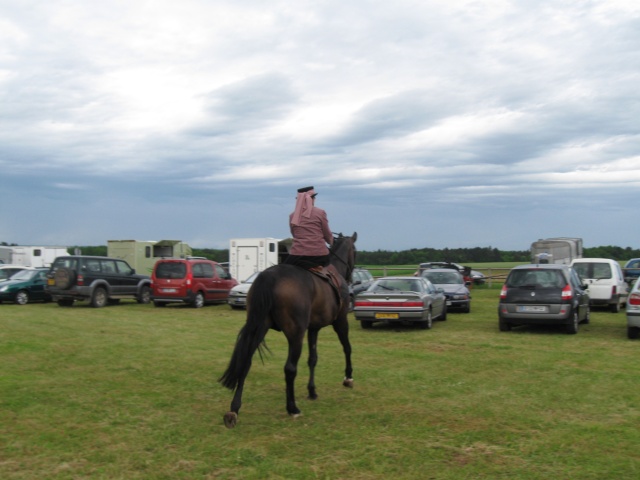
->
xmin=499 ymin=317 xmax=511 ymax=332
xmin=91 ymin=287 xmax=108 ymax=308
xmin=419 ymin=310 xmax=433 ymax=329
xmin=15 ymin=290 xmax=29 ymax=305
xmin=57 ymin=298 xmax=74 ymax=307
xmin=154 ymin=301 xmax=166 ymax=308
xmin=54 ymin=267 xmax=75 ymax=290
xmin=137 ymin=285 xmax=151 ymax=304
xmin=628 ymin=326 xmax=640 ymax=340
xmin=565 ymin=310 xmax=579 ymax=334
xmin=582 ymin=306 xmax=590 ymax=324
xmin=463 ymin=303 xmax=471 ymax=313
xmin=348 ymin=295 xmax=354 ymax=312
xmin=440 ymin=304 xmax=447 ymax=321
xmin=611 ymin=302 xmax=621 ymax=313
xmin=192 ymin=291 xmax=205 ymax=308
xmin=361 ymin=320 xmax=373 ymax=329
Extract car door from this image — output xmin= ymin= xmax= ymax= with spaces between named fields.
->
xmin=193 ymin=262 xmax=216 ymax=301
xmin=570 ymin=268 xmax=589 ymax=319
xmin=213 ymin=263 xmax=235 ymax=300
xmin=113 ymin=259 xmax=136 ymax=295
xmin=30 ymin=270 xmax=48 ymax=301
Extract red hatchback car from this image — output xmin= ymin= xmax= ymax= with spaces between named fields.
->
xmin=151 ymin=258 xmax=238 ymax=308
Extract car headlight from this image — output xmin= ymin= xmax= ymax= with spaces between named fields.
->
xmin=0 ymin=285 xmax=9 ymax=292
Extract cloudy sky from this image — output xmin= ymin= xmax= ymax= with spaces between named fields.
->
xmin=1 ymin=0 xmax=639 ymax=252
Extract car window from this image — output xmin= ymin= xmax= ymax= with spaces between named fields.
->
xmin=52 ymin=258 xmax=77 ymax=270
xmin=192 ymin=263 xmax=214 ymax=278
xmin=84 ymin=259 xmax=101 ymax=273
xmin=508 ymin=269 xmax=565 ymax=288
xmin=115 ymin=260 xmax=133 ymax=275
xmin=156 ymin=262 xmax=186 ymax=279
xmin=214 ymin=264 xmax=226 ymax=278
xmin=101 ymin=260 xmax=117 ymax=274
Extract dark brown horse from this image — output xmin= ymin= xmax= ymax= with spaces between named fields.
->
xmin=219 ymin=232 xmax=357 ymax=428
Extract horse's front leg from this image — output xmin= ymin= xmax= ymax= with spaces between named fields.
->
xmin=332 ymin=314 xmax=354 ymax=388
xmin=307 ymin=329 xmax=319 ymax=400
xmin=284 ymin=335 xmax=304 ymax=416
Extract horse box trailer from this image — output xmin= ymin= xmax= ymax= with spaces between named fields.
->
xmin=530 ymin=237 xmax=583 ymax=264
xmin=0 ymin=245 xmax=69 ymax=267
xmin=107 ymin=240 xmax=192 ymax=275
xmin=229 ymin=238 xmax=291 ymax=282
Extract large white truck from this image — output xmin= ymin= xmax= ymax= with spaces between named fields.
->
xmin=107 ymin=240 xmax=192 ymax=275
xmin=0 ymin=246 xmax=69 ymax=267
xmin=530 ymin=237 xmax=583 ymax=264
xmin=228 ymin=238 xmax=291 ymax=282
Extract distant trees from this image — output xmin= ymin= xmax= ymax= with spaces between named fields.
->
xmin=4 ymin=242 xmax=640 ymax=265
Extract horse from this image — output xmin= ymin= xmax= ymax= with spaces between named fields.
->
xmin=219 ymin=232 xmax=357 ymax=428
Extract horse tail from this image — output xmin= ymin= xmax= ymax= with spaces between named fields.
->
xmin=218 ymin=271 xmax=274 ymax=391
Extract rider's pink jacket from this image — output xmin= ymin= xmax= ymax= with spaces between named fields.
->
xmin=288 ymin=206 xmax=333 ymax=256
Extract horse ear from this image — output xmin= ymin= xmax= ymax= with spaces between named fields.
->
xmin=352 ymin=232 xmax=358 ymax=243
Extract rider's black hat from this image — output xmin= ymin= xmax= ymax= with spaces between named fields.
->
xmin=297 ymin=186 xmax=317 ymax=197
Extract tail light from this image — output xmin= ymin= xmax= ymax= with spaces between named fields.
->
xmin=561 ymin=284 xmax=573 ymax=300
xmin=628 ymin=293 xmax=640 ymax=306
xmin=500 ymin=285 xmax=508 ymax=299
xmin=355 ymin=300 xmax=423 ymax=308
xmin=77 ymin=274 xmax=84 ymax=286
xmin=186 ymin=272 xmax=192 ymax=286
xmin=612 ymin=286 xmax=617 ymax=296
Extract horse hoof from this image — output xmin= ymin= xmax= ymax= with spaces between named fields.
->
xmin=343 ymin=377 xmax=354 ymax=388
xmin=223 ymin=412 xmax=238 ymax=429
xmin=289 ymin=412 xmax=303 ymax=419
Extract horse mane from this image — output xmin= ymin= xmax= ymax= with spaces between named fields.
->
xmin=330 ymin=233 xmax=356 ymax=283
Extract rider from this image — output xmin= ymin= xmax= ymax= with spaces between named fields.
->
xmin=284 ymin=186 xmax=334 ymax=270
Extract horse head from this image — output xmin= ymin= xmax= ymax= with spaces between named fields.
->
xmin=330 ymin=232 xmax=357 ymax=282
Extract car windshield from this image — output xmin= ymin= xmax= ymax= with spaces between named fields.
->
xmin=371 ymin=279 xmax=422 ymax=293
xmin=507 ymin=269 xmax=566 ymax=288
xmin=8 ymin=269 xmax=36 ymax=281
xmin=422 ymin=271 xmax=462 ymax=284
xmin=0 ymin=269 xmax=21 ymax=280
xmin=244 ymin=272 xmax=259 ymax=283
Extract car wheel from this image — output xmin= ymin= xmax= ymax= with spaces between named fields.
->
xmin=566 ymin=310 xmax=579 ymax=334
xmin=582 ymin=306 xmax=590 ymax=324
xmin=154 ymin=301 xmax=166 ymax=308
xmin=15 ymin=290 xmax=29 ymax=305
xmin=499 ymin=317 xmax=511 ymax=332
xmin=57 ymin=299 xmax=74 ymax=307
xmin=610 ymin=300 xmax=621 ymax=313
xmin=91 ymin=287 xmax=108 ymax=308
xmin=192 ymin=291 xmax=205 ymax=308
xmin=420 ymin=310 xmax=433 ymax=329
xmin=54 ymin=267 xmax=75 ymax=290
xmin=361 ymin=320 xmax=373 ymax=329
xmin=464 ymin=303 xmax=471 ymax=314
xmin=348 ymin=295 xmax=354 ymax=312
xmin=137 ymin=285 xmax=151 ymax=304
xmin=628 ymin=326 xmax=640 ymax=340
xmin=440 ymin=304 xmax=447 ymax=321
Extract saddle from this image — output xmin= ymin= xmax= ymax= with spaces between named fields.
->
xmin=308 ymin=265 xmax=344 ymax=307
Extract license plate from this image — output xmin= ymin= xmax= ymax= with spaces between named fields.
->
xmin=446 ymin=301 xmax=452 ymax=306
xmin=517 ymin=305 xmax=548 ymax=313
xmin=48 ymin=279 xmax=55 ymax=285
xmin=375 ymin=312 xmax=399 ymax=319
xmin=162 ymin=288 xmax=177 ymax=293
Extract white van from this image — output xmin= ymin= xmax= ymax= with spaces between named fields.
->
xmin=570 ymin=258 xmax=629 ymax=313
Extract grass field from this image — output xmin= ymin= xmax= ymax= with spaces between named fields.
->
xmin=2 ymin=288 xmax=639 ymax=479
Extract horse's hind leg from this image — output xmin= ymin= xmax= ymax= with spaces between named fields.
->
xmin=307 ymin=329 xmax=319 ymax=400
xmin=285 ymin=334 xmax=304 ymax=416
xmin=332 ymin=315 xmax=354 ymax=388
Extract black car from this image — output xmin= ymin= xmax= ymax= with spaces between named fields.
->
xmin=421 ymin=268 xmax=471 ymax=313
xmin=417 ymin=262 xmax=486 ymax=285
xmin=498 ymin=264 xmax=590 ymax=334
xmin=46 ymin=256 xmax=151 ymax=307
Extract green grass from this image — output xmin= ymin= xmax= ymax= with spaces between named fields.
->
xmin=1 ymin=292 xmax=639 ymax=479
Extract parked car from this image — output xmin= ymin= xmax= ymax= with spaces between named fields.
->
xmin=416 ymin=262 xmax=486 ymax=285
xmin=46 ymin=256 xmax=151 ymax=307
xmin=227 ymin=271 xmax=259 ymax=309
xmin=0 ymin=268 xmax=50 ymax=305
xmin=570 ymin=258 xmax=628 ymax=313
xmin=347 ymin=267 xmax=375 ymax=311
xmin=353 ymin=276 xmax=446 ymax=329
xmin=151 ymin=258 xmax=238 ymax=308
xmin=623 ymin=258 xmax=640 ymax=286
xmin=0 ymin=265 xmax=30 ymax=282
xmin=626 ymin=277 xmax=640 ymax=339
xmin=420 ymin=268 xmax=471 ymax=313
xmin=498 ymin=264 xmax=590 ymax=334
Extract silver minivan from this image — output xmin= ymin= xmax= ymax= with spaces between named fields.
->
xmin=571 ymin=258 xmax=629 ymax=313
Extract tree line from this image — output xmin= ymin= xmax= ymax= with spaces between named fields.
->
xmin=3 ymin=243 xmax=632 ymax=265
